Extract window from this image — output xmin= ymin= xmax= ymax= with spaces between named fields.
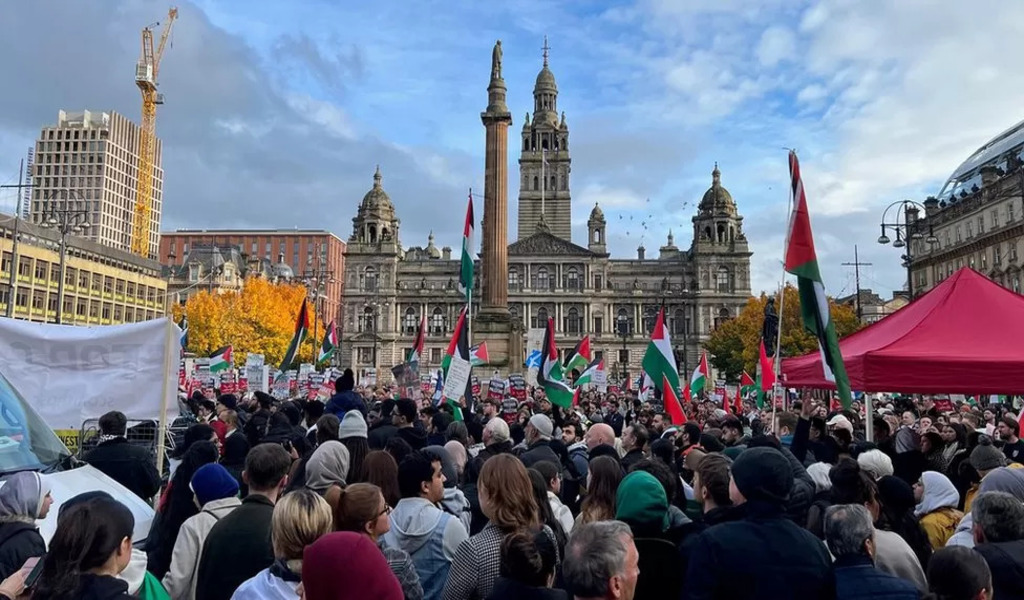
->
xmin=594 ymin=350 xmax=603 ymax=363
xmin=995 ymin=245 xmax=1003 ymax=265
xmin=189 ymin=265 xmax=200 ymax=282
xmin=983 ymin=252 xmax=988 ymax=270
xmin=618 ymin=349 xmax=629 ymax=364
xmin=430 ymin=307 xmax=445 ymax=334
xmin=1015 ymin=275 xmax=1021 ymax=294
xmin=430 ymin=348 xmax=442 ymax=364
xmin=1010 ymin=202 xmax=1017 ymax=223
xmin=616 ymin=308 xmax=631 ymax=336
xmin=992 ymin=211 xmax=999 ymax=228
xmin=363 ymin=267 xmax=378 ymax=292
xmin=357 ymin=348 xmax=373 ymax=364
xmin=361 ymin=306 xmax=377 ymax=332
xmin=533 ymin=307 xmax=549 ymax=329
xmin=565 ymin=307 xmax=582 ymax=335
xmin=34 ymin=261 xmax=47 ymax=280
xmin=955 ymin=226 xmax=961 ymax=243
xmin=978 ymin=216 xmax=985 ymax=234
xmin=534 ymin=267 xmax=550 ymax=291
xmin=714 ymin=307 xmax=732 ymax=329
xmin=508 ymin=268 xmax=520 ymax=291
xmin=673 ymin=309 xmax=686 ymax=335
xmin=47 ymin=293 xmax=58 ymax=312
xmin=716 ymin=267 xmax=731 ymax=292
xmin=402 ymin=308 xmax=418 ymax=334
xmin=967 ymin=222 xmax=973 ymax=238
xmin=594 ymin=275 xmax=603 ymax=291
xmin=594 ymin=316 xmax=603 ymax=335
xmin=565 ymin=267 xmax=580 ymax=291
xmin=49 ymin=264 xmax=60 ymax=282
xmin=1013 ymin=244 xmax=1020 ymax=263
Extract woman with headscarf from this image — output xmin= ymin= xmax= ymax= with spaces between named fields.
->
xmin=876 ymin=475 xmax=932 ymax=570
xmin=305 ymin=440 xmax=350 ymax=512
xmin=914 ymin=471 xmax=964 ymax=549
xmin=0 ymin=472 xmax=51 ymax=580
xmin=804 ymin=462 xmax=833 ymax=539
xmin=947 ymin=467 xmax=1024 ymax=547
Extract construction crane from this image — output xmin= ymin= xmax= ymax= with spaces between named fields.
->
xmin=131 ymin=7 xmax=178 ymax=258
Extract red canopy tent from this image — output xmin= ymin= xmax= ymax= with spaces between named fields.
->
xmin=782 ymin=268 xmax=1024 ymax=394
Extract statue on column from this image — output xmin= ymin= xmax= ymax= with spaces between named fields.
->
xmin=762 ymin=297 xmax=779 ymax=357
xmin=491 ymin=40 xmax=503 ymax=80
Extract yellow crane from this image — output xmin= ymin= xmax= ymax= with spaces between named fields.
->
xmin=131 ymin=7 xmax=178 ymax=258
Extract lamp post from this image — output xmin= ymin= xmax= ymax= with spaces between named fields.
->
xmin=304 ymin=251 xmax=335 ymax=368
xmin=40 ymin=191 xmax=90 ymax=325
xmin=878 ymin=200 xmax=938 ymax=299
xmin=616 ymin=313 xmax=630 ymax=382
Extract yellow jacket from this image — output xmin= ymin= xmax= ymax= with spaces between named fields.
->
xmin=920 ymin=507 xmax=963 ymax=549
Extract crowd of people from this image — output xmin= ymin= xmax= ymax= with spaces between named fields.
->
xmin=0 ymin=367 xmax=1022 ymax=599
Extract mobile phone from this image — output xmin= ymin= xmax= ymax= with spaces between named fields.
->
xmin=22 ymin=556 xmax=43 ymax=588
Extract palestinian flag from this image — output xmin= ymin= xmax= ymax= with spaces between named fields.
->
xmin=279 ymin=298 xmax=310 ymax=371
xmin=179 ymin=315 xmax=189 ymax=352
xmin=440 ymin=307 xmax=472 ymax=417
xmin=640 ymin=372 xmax=654 ymax=402
xmin=408 ymin=315 xmax=426 ymax=372
xmin=736 ymin=370 xmax=755 ymax=413
xmin=564 ymin=335 xmax=591 ymax=374
xmin=470 ymin=342 xmax=489 ymax=367
xmin=785 ymin=151 xmax=852 ymax=408
xmin=641 ymin=308 xmax=682 ymax=407
xmin=458 ymin=191 xmax=474 ymax=299
xmin=210 ymin=345 xmax=232 ymax=373
xmin=575 ymin=357 xmax=604 ymax=386
xmin=537 ymin=317 xmax=576 ymax=409
xmin=317 ymin=320 xmax=338 ymax=364
xmin=685 ymin=351 xmax=710 ymax=403
xmin=663 ymin=374 xmax=687 ymax=425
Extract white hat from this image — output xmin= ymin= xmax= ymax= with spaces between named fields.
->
xmin=826 ymin=414 xmax=854 ymax=433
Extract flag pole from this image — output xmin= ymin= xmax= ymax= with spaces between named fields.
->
xmin=467 ymin=188 xmax=473 ymax=350
xmin=775 ymin=150 xmax=798 ymax=415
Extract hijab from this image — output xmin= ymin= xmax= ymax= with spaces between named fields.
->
xmin=915 ymin=471 xmax=960 ymax=517
xmin=978 ymin=466 xmax=1024 ymax=498
xmin=305 ymin=441 xmax=350 ymax=494
xmin=0 ymin=472 xmax=50 ymax=522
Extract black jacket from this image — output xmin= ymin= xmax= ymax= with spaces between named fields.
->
xmin=0 ymin=521 xmax=44 ymax=581
xmin=486 ymin=578 xmax=568 ymax=600
xmin=620 ymin=448 xmax=644 ymax=471
xmin=244 ymin=409 xmax=272 ymax=447
xmin=975 ymin=540 xmax=1024 ymax=600
xmin=325 ymin=390 xmax=367 ymax=419
xmin=396 ymin=426 xmax=428 ymax=451
xmin=778 ymin=446 xmax=815 ymax=526
xmin=519 ymin=440 xmax=560 ymax=469
xmin=368 ymin=423 xmax=398 ymax=450
xmin=68 ymin=574 xmax=133 ymax=600
xmin=82 ymin=438 xmax=161 ymax=501
xmin=195 ymin=494 xmax=276 ymax=600
xmin=833 ymin=554 xmax=919 ymax=600
xmin=685 ymin=500 xmax=835 ymax=600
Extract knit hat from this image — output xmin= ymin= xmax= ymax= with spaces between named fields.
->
xmin=730 ymin=446 xmax=793 ymax=505
xmin=970 ymin=437 xmax=1008 ymax=472
xmin=615 ymin=471 xmax=669 ymax=531
xmin=303 ymin=532 xmax=403 ymax=600
xmin=216 ymin=394 xmax=238 ymax=412
xmin=339 ymin=410 xmax=368 ymax=439
xmin=337 ymin=369 xmax=356 ymax=392
xmin=528 ymin=414 xmax=554 ymax=440
xmin=189 ymin=463 xmax=239 ymax=506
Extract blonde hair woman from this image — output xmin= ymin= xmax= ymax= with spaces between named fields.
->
xmin=231 ymin=489 xmax=333 ymax=600
xmin=335 ymin=483 xmax=423 ymax=600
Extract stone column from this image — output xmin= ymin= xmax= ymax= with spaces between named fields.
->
xmin=481 ymin=46 xmax=512 ymax=313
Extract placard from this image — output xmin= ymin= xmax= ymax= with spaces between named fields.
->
xmin=487 ymin=378 xmax=506 ymax=401
xmin=933 ymin=397 xmax=955 ymax=413
xmin=442 ymin=356 xmax=471 ymax=401
xmin=508 ymin=373 xmax=527 ymax=401
xmin=471 ymin=376 xmax=481 ymax=398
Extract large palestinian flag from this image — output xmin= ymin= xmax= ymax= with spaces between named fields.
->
xmin=641 ymin=308 xmax=685 ymax=425
xmin=574 ymin=357 xmax=603 ymax=386
xmin=209 ymin=345 xmax=232 ymax=373
xmin=279 ymin=298 xmax=310 ymax=371
xmin=564 ymin=335 xmax=591 ymax=374
xmin=458 ymin=192 xmax=474 ymax=299
xmin=537 ymin=317 xmax=576 ymax=409
xmin=317 ymin=320 xmax=338 ymax=365
xmin=785 ymin=151 xmax=852 ymax=408
xmin=440 ymin=307 xmax=472 ymax=417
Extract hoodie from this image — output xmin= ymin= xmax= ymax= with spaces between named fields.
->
xmin=915 ymin=471 xmax=963 ymax=549
xmin=232 ymin=561 xmax=301 ymax=600
xmin=440 ymin=488 xmax=472 ymax=535
xmin=948 ymin=467 xmax=1024 ymax=548
xmin=383 ymin=497 xmax=468 ymax=563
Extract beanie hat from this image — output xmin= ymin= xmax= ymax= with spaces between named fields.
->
xmin=528 ymin=414 xmax=554 ymax=440
xmin=615 ymin=471 xmax=669 ymax=531
xmin=216 ymin=394 xmax=238 ymax=412
xmin=730 ymin=446 xmax=793 ymax=505
xmin=970 ymin=437 xmax=1008 ymax=472
xmin=303 ymin=532 xmax=403 ymax=600
xmin=337 ymin=369 xmax=356 ymax=392
xmin=339 ymin=410 xmax=368 ymax=439
xmin=190 ymin=463 xmax=239 ymax=506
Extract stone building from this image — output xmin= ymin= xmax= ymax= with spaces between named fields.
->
xmin=835 ymin=289 xmax=909 ymax=325
xmin=909 ymin=119 xmax=1024 ymax=295
xmin=341 ymin=49 xmax=752 ymax=383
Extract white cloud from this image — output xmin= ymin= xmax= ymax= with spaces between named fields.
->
xmin=796 ymin=83 xmax=827 ymax=105
xmin=756 ymin=26 xmax=796 ymax=67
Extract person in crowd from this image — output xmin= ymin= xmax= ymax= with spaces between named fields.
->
xmin=286 ymin=414 xmax=342 ymax=495
xmin=428 ymin=413 xmax=453 ymax=448
xmin=998 ymin=416 xmax=1024 ymax=463
xmin=464 ymin=418 xmax=514 ymax=534
xmin=383 ymin=450 xmax=468 ymax=600
xmin=830 ymin=459 xmax=928 ymax=591
xmin=562 ymin=521 xmax=639 ymax=600
xmin=148 ymin=440 xmax=219 ymax=578
xmin=964 ymin=437 xmax=1008 ymax=511
xmin=443 ymin=454 xmax=547 ymax=600
xmin=394 ymin=399 xmax=428 ymax=451
xmin=746 ymin=435 xmax=816 ymax=526
xmin=220 ymin=415 xmax=251 ymax=494
xmin=970 ymin=491 xmax=1024 ymax=600
xmin=563 ymin=423 xmax=589 ymax=483
xmin=32 ymin=495 xmax=136 ymax=600
xmin=520 ymin=414 xmax=560 ymax=468
xmin=199 ymin=398 xmax=227 ymax=445
xmin=921 ymin=431 xmax=951 ymax=473
xmin=365 ymin=450 xmax=402 ymax=508
xmin=245 ymin=392 xmax=275 ymax=447
xmin=948 ymin=466 xmax=1024 ymax=547
xmin=302 ymin=532 xmax=404 ymax=600
xmin=388 ymin=437 xmax=416 ymax=465
xmin=876 ymin=475 xmax=932 ymax=570
xmin=687 ymin=447 xmax=834 ymax=600
xmin=305 ymin=440 xmax=350 ymax=512
xmin=690 ymin=452 xmax=742 ymax=526
xmin=196 ymin=443 xmax=292 ymax=600
xmin=423 ymin=446 xmax=472 ymax=534
xmin=927 ymin=546 xmax=993 ymax=600
xmin=826 ymin=504 xmax=920 ymax=600
xmin=369 ymin=399 xmax=400 ymax=450
xmin=628 ymin=459 xmax=693 ymax=537
xmin=84 ymin=410 xmax=162 ymax=502
xmin=721 ymin=418 xmax=746 ymax=448
xmin=584 ymin=423 xmax=615 ymax=451
xmin=858 ymin=449 xmax=895 ymax=481
xmin=914 ymin=471 xmax=964 ymax=549
xmin=0 ymin=472 xmax=50 ymax=580
xmin=464 ymin=420 xmax=485 ymax=459
xmin=232 ymin=489 xmax=333 ymax=600
xmin=163 ymin=463 xmax=241 ymax=600
xmin=618 ymin=424 xmax=646 ymax=471
xmin=339 ymin=410 xmax=369 ymax=484
xmin=804 ymin=462 xmax=832 ymax=538
xmin=326 ymin=369 xmax=368 ymax=418
xmin=577 ymin=455 xmax=623 ymax=527
xmin=335 ymin=482 xmax=423 ymax=600
xmin=535 ymin=460 xmax=573 ymax=536
xmin=445 ymin=421 xmax=470 ymax=451
xmin=487 ymin=529 xmax=567 ymax=600
xmin=615 ymin=470 xmax=684 ymax=599
xmin=527 ymin=468 xmax=568 ymax=552
xmin=443 ymin=440 xmax=468 ymax=483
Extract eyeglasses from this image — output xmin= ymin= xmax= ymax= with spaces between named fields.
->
xmin=379 ymin=504 xmax=393 ymax=517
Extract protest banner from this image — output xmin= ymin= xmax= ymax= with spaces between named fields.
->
xmin=525 ymin=329 xmax=544 ymax=386
xmin=508 ymin=373 xmax=527 ymax=401
xmin=471 ymin=376 xmax=481 ymax=398
xmin=933 ymin=396 xmax=955 ymax=413
xmin=487 ymin=378 xmax=506 ymax=402
xmin=442 ymin=356 xmax=471 ymax=401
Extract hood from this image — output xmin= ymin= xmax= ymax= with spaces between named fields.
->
xmin=398 ymin=426 xmax=428 ymax=445
xmin=306 ymin=440 xmax=350 ymax=493
xmin=202 ymin=496 xmax=242 ymax=515
xmin=441 ymin=487 xmax=470 ymax=518
xmin=916 ymin=471 xmax=960 ymax=516
xmin=979 ymin=466 xmax=1024 ymax=498
xmin=78 ymin=573 xmax=131 ymax=600
xmin=567 ymin=441 xmax=587 ymax=456
xmin=947 ymin=512 xmax=976 ymax=548
xmin=667 ymin=504 xmax=692 ymax=528
xmin=238 ymin=568 xmax=300 ymax=600
xmin=388 ymin=498 xmax=445 ymax=555
xmin=118 ymin=547 xmax=148 ymax=594
xmin=0 ymin=471 xmax=49 ymax=520
xmin=615 ymin=471 xmax=669 ymax=531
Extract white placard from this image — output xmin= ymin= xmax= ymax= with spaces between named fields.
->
xmin=442 ymin=355 xmax=472 ymax=401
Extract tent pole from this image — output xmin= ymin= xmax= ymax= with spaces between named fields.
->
xmin=865 ymin=394 xmax=874 ymax=443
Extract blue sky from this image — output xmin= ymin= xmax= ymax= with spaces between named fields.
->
xmin=3 ymin=0 xmax=1024 ymax=297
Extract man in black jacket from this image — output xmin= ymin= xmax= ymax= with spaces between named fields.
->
xmin=82 ymin=411 xmax=160 ymax=502
xmin=244 ymin=392 xmax=275 ymax=447
xmin=972 ymin=491 xmax=1024 ymax=600
xmin=519 ymin=414 xmax=560 ymax=468
xmin=620 ymin=424 xmax=648 ymax=471
xmin=195 ymin=443 xmax=291 ymax=600
xmin=367 ymin=399 xmax=398 ymax=450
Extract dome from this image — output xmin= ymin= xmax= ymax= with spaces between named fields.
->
xmin=535 ymin=66 xmax=557 ymax=92
xmin=360 ymin=165 xmax=395 ymax=213
xmin=425 ymin=231 xmax=441 ymax=259
xmin=272 ymin=259 xmax=294 ymax=281
xmin=699 ymin=163 xmax=736 ymax=213
xmin=589 ymin=202 xmax=605 ymax=222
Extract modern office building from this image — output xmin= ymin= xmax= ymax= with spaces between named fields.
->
xmin=28 ymin=110 xmax=163 ymax=258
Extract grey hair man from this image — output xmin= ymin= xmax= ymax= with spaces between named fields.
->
xmin=825 ymin=504 xmax=919 ymax=600
xmin=972 ymin=491 xmax=1024 ymax=600
xmin=563 ymin=520 xmax=639 ymax=600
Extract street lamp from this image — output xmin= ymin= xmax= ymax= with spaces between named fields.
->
xmin=364 ymin=298 xmax=388 ymax=383
xmin=878 ymin=199 xmax=938 ymax=299
xmin=304 ymin=252 xmax=336 ymax=368
xmin=616 ymin=313 xmax=630 ymax=382
xmin=40 ymin=191 xmax=90 ymax=325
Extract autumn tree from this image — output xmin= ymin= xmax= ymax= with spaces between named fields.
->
xmin=704 ymin=284 xmax=862 ymax=382
xmin=172 ymin=278 xmax=323 ymax=368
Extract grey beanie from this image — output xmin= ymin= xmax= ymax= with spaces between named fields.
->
xmin=970 ymin=437 xmax=1007 ymax=472
xmin=338 ymin=410 xmax=368 ymax=439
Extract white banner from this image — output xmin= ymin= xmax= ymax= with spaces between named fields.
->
xmin=0 ymin=317 xmax=180 ymax=429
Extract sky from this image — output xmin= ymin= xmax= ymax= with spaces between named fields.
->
xmin=2 ymin=0 xmax=1024 ymax=298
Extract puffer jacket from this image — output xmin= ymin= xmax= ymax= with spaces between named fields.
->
xmin=919 ymin=507 xmax=963 ymax=550
xmin=163 ymin=497 xmax=243 ymax=600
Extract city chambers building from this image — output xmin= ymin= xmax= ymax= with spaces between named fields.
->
xmin=341 ymin=49 xmax=752 ymax=382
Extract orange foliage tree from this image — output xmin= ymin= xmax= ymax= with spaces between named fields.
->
xmin=704 ymin=284 xmax=862 ymax=381
xmin=172 ymin=278 xmax=322 ymax=368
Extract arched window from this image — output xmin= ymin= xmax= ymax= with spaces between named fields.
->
xmin=364 ymin=266 xmax=378 ymax=292
xmin=510 ymin=305 xmax=520 ymax=325
xmin=565 ymin=267 xmax=580 ymax=290
xmin=508 ymin=268 xmax=520 ymax=291
xmin=402 ymin=308 xmax=418 ymax=334
xmin=533 ymin=307 xmax=549 ymax=329
xmin=673 ymin=309 xmax=686 ymax=335
xmin=592 ymin=229 xmax=601 ymax=243
xmin=616 ymin=308 xmax=631 ymax=336
xmin=533 ymin=176 xmax=539 ymax=191
xmin=535 ymin=266 xmax=550 ymax=291
xmin=714 ymin=307 xmax=732 ymax=330
xmin=716 ymin=267 xmax=730 ymax=292
xmin=565 ymin=307 xmax=582 ymax=335
xmin=550 ymin=176 xmax=556 ymax=192
xmin=430 ymin=307 xmax=445 ymax=335
xmin=362 ymin=306 xmax=376 ymax=332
